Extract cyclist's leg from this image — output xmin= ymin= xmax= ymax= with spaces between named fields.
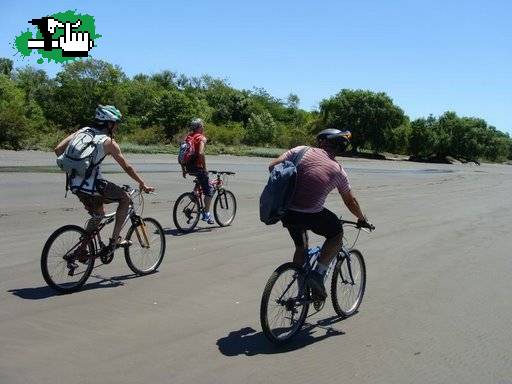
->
xmin=197 ymin=170 xmax=214 ymax=213
xmin=76 ymin=192 xmax=105 ymax=233
xmin=309 ymin=208 xmax=343 ymax=268
xmin=96 ymin=180 xmax=130 ymax=244
xmin=281 ymin=211 xmax=309 ymax=266
xmin=192 ymin=169 xmax=214 ymax=223
xmin=72 ymin=192 xmax=105 ymax=262
xmin=283 ymin=209 xmax=331 ymax=299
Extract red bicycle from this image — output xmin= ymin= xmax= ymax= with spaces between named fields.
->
xmin=172 ymin=170 xmax=237 ymax=233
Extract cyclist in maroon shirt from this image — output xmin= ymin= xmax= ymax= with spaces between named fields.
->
xmin=268 ymin=129 xmax=372 ymax=300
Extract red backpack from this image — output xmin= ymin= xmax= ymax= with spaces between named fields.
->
xmin=178 ymin=134 xmax=197 ymax=167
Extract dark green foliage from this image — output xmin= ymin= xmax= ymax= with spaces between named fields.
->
xmin=0 ymin=57 xmax=510 ymax=162
xmin=408 ymin=112 xmax=511 ymax=162
xmin=320 ymin=89 xmax=406 ymax=152
xmin=0 ymin=58 xmax=13 ymax=76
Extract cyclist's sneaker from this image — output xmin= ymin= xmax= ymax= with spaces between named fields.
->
xmin=201 ymin=212 xmax=215 ymax=225
xmin=307 ymin=270 xmax=327 ymax=300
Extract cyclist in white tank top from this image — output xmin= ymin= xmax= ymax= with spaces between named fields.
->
xmin=55 ymin=105 xmax=154 ymax=255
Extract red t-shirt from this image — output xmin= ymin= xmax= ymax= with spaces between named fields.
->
xmin=186 ymin=132 xmax=207 ymax=169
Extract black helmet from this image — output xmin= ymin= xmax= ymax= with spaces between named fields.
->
xmin=316 ymin=128 xmax=351 ymax=154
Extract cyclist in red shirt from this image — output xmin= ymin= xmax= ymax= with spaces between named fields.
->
xmin=181 ymin=118 xmax=215 ymax=224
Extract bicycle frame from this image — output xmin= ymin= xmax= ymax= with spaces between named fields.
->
xmin=304 ymin=245 xmax=355 ymax=285
xmin=192 ymin=172 xmax=233 ymax=211
xmin=274 ymin=221 xmax=366 ymax=306
xmin=77 ymin=188 xmax=150 ymax=259
xmin=274 ymin=245 xmax=354 ymax=308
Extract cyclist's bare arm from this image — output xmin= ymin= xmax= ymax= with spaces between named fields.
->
xmin=54 ymin=132 xmax=75 ymax=156
xmin=341 ymin=190 xmax=366 ymax=221
xmin=268 ymin=152 xmax=289 ymax=172
xmin=104 ymin=138 xmax=154 ymax=192
xmin=198 ymin=139 xmax=207 ymax=169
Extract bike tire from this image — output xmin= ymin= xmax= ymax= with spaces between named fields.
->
xmin=124 ymin=217 xmax=166 ymax=275
xmin=172 ymin=192 xmax=200 ymax=233
xmin=260 ymin=262 xmax=309 ymax=345
xmin=213 ymin=189 xmax=237 ymax=227
xmin=41 ymin=225 xmax=95 ymax=294
xmin=331 ymin=249 xmax=366 ymax=318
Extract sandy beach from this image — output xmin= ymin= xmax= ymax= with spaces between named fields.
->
xmin=0 ymin=150 xmax=511 ymax=384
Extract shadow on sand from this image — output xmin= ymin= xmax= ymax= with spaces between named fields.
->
xmin=217 ymin=315 xmax=345 ymax=356
xmin=163 ymin=226 xmax=218 ymax=237
xmin=8 ymin=273 xmax=143 ymax=300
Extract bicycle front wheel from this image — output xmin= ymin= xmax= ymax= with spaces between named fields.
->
xmin=331 ymin=249 xmax=366 ymax=318
xmin=41 ymin=225 xmax=95 ymax=293
xmin=173 ymin=192 xmax=200 ymax=233
xmin=260 ymin=262 xmax=309 ymax=345
xmin=125 ymin=217 xmax=166 ymax=275
xmin=213 ymin=189 xmax=237 ymax=227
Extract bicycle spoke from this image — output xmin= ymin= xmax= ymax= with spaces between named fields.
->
xmin=261 ymin=265 xmax=309 ymax=343
xmin=331 ymin=250 xmax=366 ymax=317
xmin=41 ymin=226 xmax=95 ymax=293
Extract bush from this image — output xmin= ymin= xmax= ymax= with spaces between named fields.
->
xmin=205 ymin=122 xmax=246 ymax=145
xmin=123 ymin=126 xmax=167 ymax=145
xmin=0 ymin=75 xmax=34 ymax=149
xmin=244 ymin=111 xmax=277 ymax=146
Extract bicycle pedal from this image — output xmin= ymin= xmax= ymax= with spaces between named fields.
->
xmin=313 ymin=299 xmax=325 ymax=312
xmin=67 ymin=263 xmax=78 ymax=276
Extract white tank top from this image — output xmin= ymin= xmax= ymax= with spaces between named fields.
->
xmin=70 ymin=127 xmax=110 ymax=195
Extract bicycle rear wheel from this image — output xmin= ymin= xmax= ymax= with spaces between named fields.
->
xmin=173 ymin=192 xmax=200 ymax=232
xmin=41 ymin=225 xmax=95 ymax=293
xmin=260 ymin=262 xmax=309 ymax=345
xmin=213 ymin=189 xmax=237 ymax=226
xmin=331 ymin=249 xmax=366 ymax=318
xmin=125 ymin=217 xmax=166 ymax=275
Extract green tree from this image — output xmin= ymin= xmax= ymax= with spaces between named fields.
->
xmin=319 ymin=89 xmax=405 ymax=152
xmin=145 ymin=89 xmax=209 ymax=138
xmin=245 ymin=110 xmax=277 ymax=145
xmin=48 ymin=59 xmax=127 ymax=130
xmin=0 ymin=58 xmax=13 ymax=77
xmin=409 ymin=116 xmax=438 ymax=157
xmin=0 ymin=75 xmax=33 ymax=149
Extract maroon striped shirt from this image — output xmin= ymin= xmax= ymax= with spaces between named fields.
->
xmin=283 ymin=146 xmax=351 ymax=213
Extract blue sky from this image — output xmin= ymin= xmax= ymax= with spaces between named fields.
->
xmin=1 ymin=0 xmax=511 ymax=134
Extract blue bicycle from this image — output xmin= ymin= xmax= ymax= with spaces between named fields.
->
xmin=260 ymin=219 xmax=374 ymax=344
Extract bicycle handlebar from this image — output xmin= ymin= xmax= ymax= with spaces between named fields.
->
xmin=340 ymin=219 xmax=375 ymax=231
xmin=122 ymin=184 xmax=156 ymax=195
xmin=208 ymin=170 xmax=236 ymax=175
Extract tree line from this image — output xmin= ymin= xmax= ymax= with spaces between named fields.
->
xmin=1 ymin=57 xmax=511 ymax=162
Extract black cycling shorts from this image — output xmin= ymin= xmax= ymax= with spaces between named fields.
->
xmin=281 ymin=208 xmax=343 ymax=248
xmin=188 ymin=168 xmax=214 ymax=197
xmin=75 ymin=180 xmax=129 ymax=215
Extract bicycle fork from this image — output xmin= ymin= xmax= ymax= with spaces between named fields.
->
xmin=132 ymin=216 xmax=150 ymax=248
xmin=338 ymin=249 xmax=356 ymax=285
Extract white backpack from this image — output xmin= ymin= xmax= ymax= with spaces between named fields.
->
xmin=56 ymin=128 xmax=107 ymax=194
